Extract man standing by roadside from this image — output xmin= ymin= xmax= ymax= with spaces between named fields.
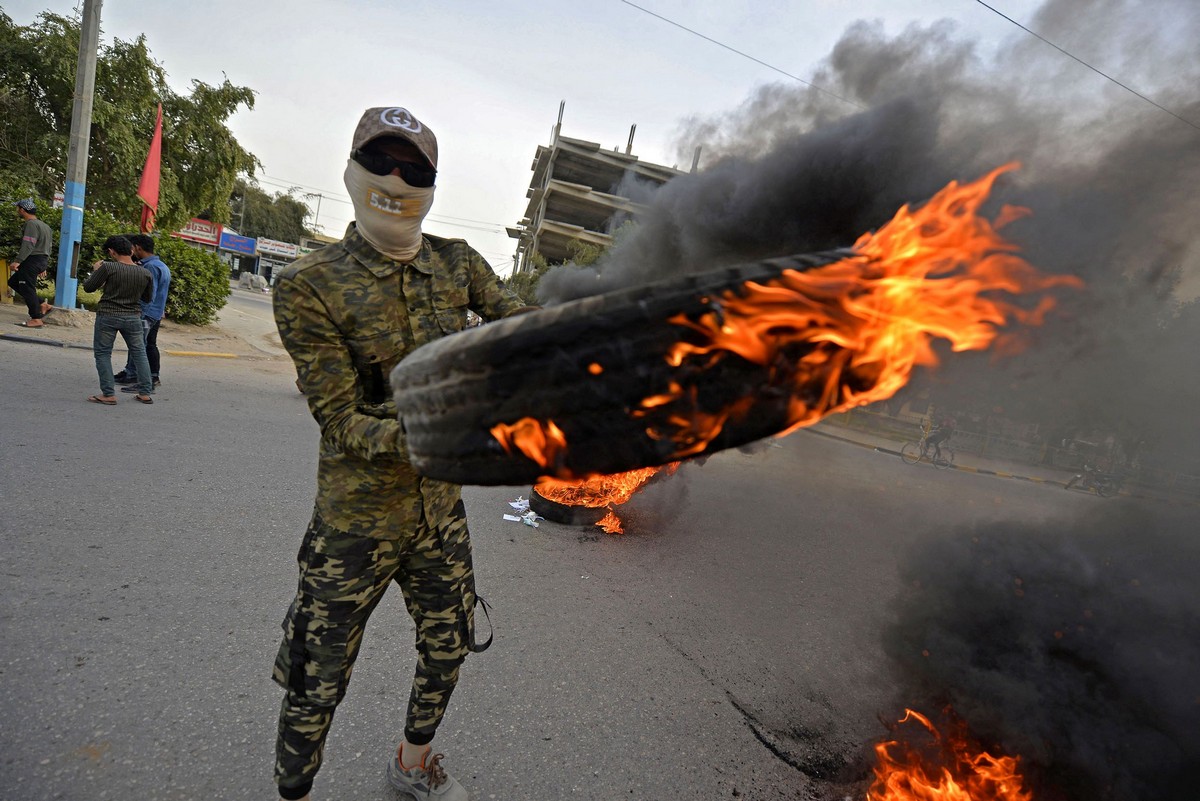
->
xmin=83 ymin=235 xmax=154 ymax=405
xmin=114 ymin=234 xmax=171 ymax=392
xmin=271 ymin=106 xmax=530 ymax=801
xmin=7 ymin=199 xmax=54 ymax=328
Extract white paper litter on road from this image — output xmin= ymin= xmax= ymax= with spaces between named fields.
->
xmin=504 ymin=497 xmax=542 ymax=527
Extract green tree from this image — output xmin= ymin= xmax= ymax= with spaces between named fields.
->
xmin=508 ymin=234 xmax=619 ymax=305
xmin=230 ymin=179 xmax=313 ymax=243
xmin=0 ymin=9 xmax=258 ymax=233
xmin=507 ymin=252 xmax=550 ymax=306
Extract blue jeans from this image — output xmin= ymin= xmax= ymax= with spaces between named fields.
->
xmin=122 ymin=316 xmax=162 ymax=379
xmin=94 ymin=313 xmax=152 ymax=396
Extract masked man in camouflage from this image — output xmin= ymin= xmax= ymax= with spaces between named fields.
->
xmin=271 ymin=107 xmax=528 ymax=801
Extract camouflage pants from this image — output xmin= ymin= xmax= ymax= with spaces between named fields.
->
xmin=272 ymin=500 xmax=477 ymax=791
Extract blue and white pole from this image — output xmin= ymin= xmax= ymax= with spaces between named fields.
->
xmin=54 ymin=182 xmax=85 ymax=307
xmin=54 ymin=0 xmax=103 ymax=309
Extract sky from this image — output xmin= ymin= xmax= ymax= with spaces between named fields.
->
xmin=1 ymin=0 xmax=1065 ymax=275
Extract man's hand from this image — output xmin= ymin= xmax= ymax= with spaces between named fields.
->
xmin=8 ymin=262 xmax=18 ymax=272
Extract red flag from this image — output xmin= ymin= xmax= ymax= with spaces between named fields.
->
xmin=137 ymin=103 xmax=163 ymax=233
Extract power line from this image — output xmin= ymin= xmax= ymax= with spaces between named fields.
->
xmin=972 ymin=0 xmax=1200 ymax=132
xmin=619 ymin=0 xmax=864 ymax=110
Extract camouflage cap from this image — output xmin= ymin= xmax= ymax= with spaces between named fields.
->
xmin=352 ymin=107 xmax=438 ymax=170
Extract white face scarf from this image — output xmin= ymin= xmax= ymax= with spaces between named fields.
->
xmin=343 ymin=159 xmax=435 ymax=262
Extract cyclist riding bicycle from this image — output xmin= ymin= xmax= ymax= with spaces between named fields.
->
xmin=925 ymin=414 xmax=956 ymax=460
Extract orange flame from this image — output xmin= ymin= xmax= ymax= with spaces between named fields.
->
xmin=637 ymin=162 xmax=1080 ymax=456
xmin=596 ymin=510 xmax=624 ymax=534
xmin=491 ymin=163 xmax=1081 ymax=473
xmin=868 ymin=709 xmax=1033 ymax=801
xmin=491 ymin=418 xmax=568 ymax=470
xmin=534 ymin=463 xmax=681 ymax=534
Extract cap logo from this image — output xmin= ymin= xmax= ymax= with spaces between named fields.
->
xmin=380 ymin=107 xmax=422 ymax=134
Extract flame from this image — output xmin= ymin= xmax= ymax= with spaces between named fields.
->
xmin=534 ymin=463 xmax=681 ymax=534
xmin=491 ymin=418 xmax=568 ymax=470
xmin=596 ymin=510 xmax=624 ymax=534
xmin=491 ymin=163 xmax=1081 ymax=474
xmin=868 ymin=709 xmax=1033 ymax=801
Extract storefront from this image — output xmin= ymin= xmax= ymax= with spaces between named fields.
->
xmin=218 ymin=231 xmax=258 ymax=278
xmin=256 ymin=237 xmax=300 ymax=284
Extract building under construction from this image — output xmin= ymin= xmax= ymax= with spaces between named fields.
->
xmin=508 ymin=103 xmax=694 ymax=274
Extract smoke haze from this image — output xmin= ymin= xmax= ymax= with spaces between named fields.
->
xmin=540 ymin=0 xmax=1200 ymax=303
xmin=537 ymin=0 xmax=1200 ymax=471
xmin=882 ymin=506 xmax=1200 ymax=800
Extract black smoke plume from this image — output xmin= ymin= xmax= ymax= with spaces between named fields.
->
xmin=882 ymin=506 xmax=1200 ymax=800
xmin=537 ymin=0 xmax=1200 ymax=472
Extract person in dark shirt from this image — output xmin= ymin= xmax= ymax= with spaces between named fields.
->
xmin=82 ymin=236 xmax=155 ymax=405
xmin=7 ymin=199 xmax=54 ymax=327
xmin=114 ymin=234 xmax=171 ymax=391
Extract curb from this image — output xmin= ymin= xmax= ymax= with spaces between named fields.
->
xmin=0 ymin=332 xmax=91 ymax=350
xmin=806 ymin=427 xmax=1200 ymax=508
xmin=162 ymin=350 xmax=239 ymax=359
xmin=808 ymin=427 xmax=1071 ymax=488
xmin=2 ymin=333 xmax=241 ymax=359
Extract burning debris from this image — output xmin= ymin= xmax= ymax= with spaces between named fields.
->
xmin=868 ymin=709 xmax=1032 ymax=801
xmin=878 ymin=507 xmax=1200 ymax=801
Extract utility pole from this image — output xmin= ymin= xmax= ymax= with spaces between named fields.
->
xmin=55 ymin=0 xmax=103 ymax=308
xmin=304 ymin=192 xmax=324 ymax=233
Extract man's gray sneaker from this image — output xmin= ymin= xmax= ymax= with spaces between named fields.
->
xmin=386 ymin=751 xmax=468 ymax=800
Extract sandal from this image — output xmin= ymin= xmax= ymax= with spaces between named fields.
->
xmin=87 ymin=395 xmax=117 ymax=406
xmin=17 ymin=320 xmax=44 ymax=328
xmin=135 ymin=394 xmax=154 ymax=405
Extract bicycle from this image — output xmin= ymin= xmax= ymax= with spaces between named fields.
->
xmin=900 ymin=431 xmax=955 ymax=469
xmin=1064 ymin=463 xmax=1121 ymax=498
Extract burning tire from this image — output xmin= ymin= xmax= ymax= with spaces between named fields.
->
xmin=392 ymin=166 xmax=1080 ymax=487
xmin=391 ymin=250 xmax=852 ymax=485
xmin=528 ymin=490 xmax=610 ymax=526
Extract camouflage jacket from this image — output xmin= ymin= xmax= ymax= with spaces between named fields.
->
xmin=273 ymin=224 xmax=525 ymax=534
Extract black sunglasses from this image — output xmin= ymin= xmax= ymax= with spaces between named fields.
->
xmin=351 ymin=148 xmax=437 ymax=187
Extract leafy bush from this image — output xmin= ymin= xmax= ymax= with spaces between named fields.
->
xmin=154 ymin=237 xmax=229 ymax=325
xmin=3 ymin=195 xmax=228 ymax=324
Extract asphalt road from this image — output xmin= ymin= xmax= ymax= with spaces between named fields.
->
xmin=219 ymin=287 xmax=287 ymax=357
xmin=0 ymin=339 xmax=1174 ymax=801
